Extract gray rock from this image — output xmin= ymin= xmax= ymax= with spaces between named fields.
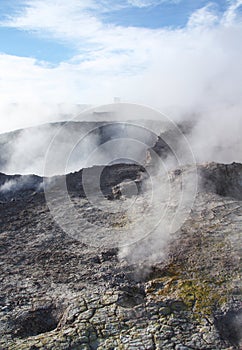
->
xmin=0 ymin=162 xmax=241 ymax=349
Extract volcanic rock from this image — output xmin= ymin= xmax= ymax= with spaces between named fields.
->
xmin=0 ymin=162 xmax=241 ymax=349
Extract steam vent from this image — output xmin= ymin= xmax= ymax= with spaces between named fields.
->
xmin=0 ymin=120 xmax=241 ymax=350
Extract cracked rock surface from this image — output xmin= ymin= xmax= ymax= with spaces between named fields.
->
xmin=0 ymin=162 xmax=241 ymax=349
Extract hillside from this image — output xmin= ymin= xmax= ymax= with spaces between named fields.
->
xmin=0 ymin=162 xmax=241 ymax=349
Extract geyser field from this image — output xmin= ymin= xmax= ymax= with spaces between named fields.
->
xmin=0 ymin=104 xmax=241 ymax=349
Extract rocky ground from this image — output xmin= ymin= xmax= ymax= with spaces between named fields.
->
xmin=0 ymin=162 xmax=241 ymax=349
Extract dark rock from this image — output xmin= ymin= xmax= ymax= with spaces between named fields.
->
xmin=12 ymin=304 xmax=64 ymax=338
xmin=214 ymin=308 xmax=242 ymax=347
xmin=0 ymin=161 xmax=241 ymax=349
xmin=198 ymin=162 xmax=242 ymax=200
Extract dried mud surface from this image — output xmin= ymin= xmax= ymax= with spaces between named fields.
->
xmin=0 ymin=162 xmax=241 ymax=349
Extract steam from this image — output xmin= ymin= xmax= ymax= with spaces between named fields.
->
xmin=0 ymin=1 xmax=241 ymax=143
xmin=0 ymin=175 xmax=43 ymax=194
xmin=0 ymin=122 xmax=101 ymax=176
xmin=0 ymin=116 xmax=165 ymax=176
xmin=0 ymin=102 xmax=241 ymax=178
xmin=0 ymin=102 xmax=89 ymax=134
xmin=118 ymin=163 xmax=197 ymax=267
xmin=187 ymin=109 xmax=242 ymax=164
xmin=0 ymin=1 xmax=241 ymax=272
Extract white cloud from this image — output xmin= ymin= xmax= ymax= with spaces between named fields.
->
xmin=127 ymin=0 xmax=180 ymax=8
xmin=0 ymin=0 xmax=168 ymax=56
xmin=0 ymin=0 xmax=241 ymax=168
xmin=1 ymin=0 xmax=102 ymax=44
xmin=127 ymin=0 xmax=153 ymax=7
xmin=187 ymin=3 xmax=219 ymax=27
xmin=222 ymin=0 xmax=242 ymax=25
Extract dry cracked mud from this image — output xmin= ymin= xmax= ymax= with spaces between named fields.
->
xmin=0 ymin=162 xmax=241 ymax=349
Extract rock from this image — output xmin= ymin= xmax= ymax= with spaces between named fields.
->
xmin=0 ymin=162 xmax=241 ymax=349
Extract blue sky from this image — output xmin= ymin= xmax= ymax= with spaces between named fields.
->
xmin=0 ymin=0 xmax=233 ymax=63
xmin=0 ymin=0 xmax=242 ymax=133
xmin=103 ymin=1 xmax=228 ymax=28
xmin=0 ymin=27 xmax=75 ymax=63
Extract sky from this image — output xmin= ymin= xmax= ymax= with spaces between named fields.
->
xmin=0 ymin=0 xmax=242 ymax=132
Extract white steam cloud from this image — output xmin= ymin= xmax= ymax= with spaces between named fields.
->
xmin=0 ymin=1 xmax=241 ymax=143
xmin=0 ymin=175 xmax=43 ymax=194
xmin=0 ymin=1 xmax=241 ymax=267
